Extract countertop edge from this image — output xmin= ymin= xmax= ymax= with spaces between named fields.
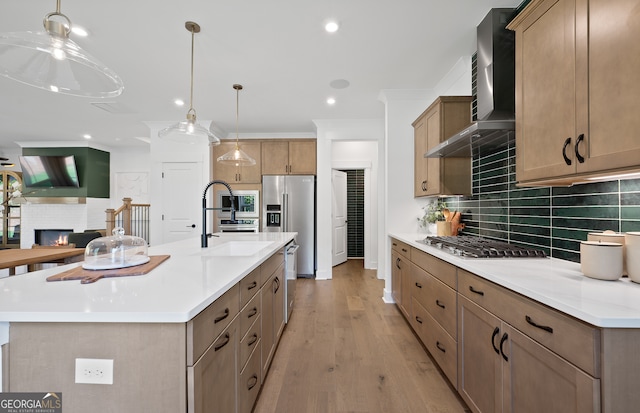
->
xmin=390 ymin=232 xmax=640 ymax=328
xmin=0 ymin=233 xmax=296 ymax=324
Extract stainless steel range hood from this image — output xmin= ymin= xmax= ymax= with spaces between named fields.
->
xmin=425 ymin=8 xmax=516 ymax=158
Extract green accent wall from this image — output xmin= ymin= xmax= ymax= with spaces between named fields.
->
xmin=439 ymin=139 xmax=640 ymax=263
xmin=21 ymin=147 xmax=110 ymax=198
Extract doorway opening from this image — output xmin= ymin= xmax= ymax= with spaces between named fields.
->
xmin=340 ymin=169 xmax=365 ymax=259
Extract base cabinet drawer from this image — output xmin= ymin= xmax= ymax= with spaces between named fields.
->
xmin=239 ymin=314 xmax=261 ymax=371
xmin=188 ymin=318 xmax=238 ymax=413
xmin=187 ymin=284 xmax=240 ymax=365
xmin=411 ymin=263 xmax=457 ymax=339
xmin=238 ymin=344 xmax=262 ymax=413
xmin=413 ymin=298 xmax=457 ymax=387
xmin=239 ymin=293 xmax=261 ymax=340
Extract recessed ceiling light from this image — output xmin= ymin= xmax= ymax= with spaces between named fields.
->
xmin=325 ymin=21 xmax=339 ymax=33
xmin=327 ymin=97 xmax=336 ymax=105
xmin=174 ymin=99 xmax=185 ymax=107
xmin=83 ymin=134 xmax=92 ymax=139
xmin=72 ymin=26 xmax=89 ymax=37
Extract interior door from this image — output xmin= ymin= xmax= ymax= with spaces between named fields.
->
xmin=332 ymin=169 xmax=347 ymax=266
xmin=161 ymin=162 xmax=202 ymax=243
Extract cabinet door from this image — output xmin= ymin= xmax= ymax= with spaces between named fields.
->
xmin=424 ymin=106 xmax=442 ymax=196
xmin=578 ymin=0 xmax=640 ymax=174
xmin=501 ymin=324 xmax=599 ymax=413
xmin=391 ymin=250 xmax=402 ymax=305
xmin=261 ymin=273 xmax=274 ymax=380
xmin=514 ymin=0 xmax=577 ymax=182
xmin=188 ymin=319 xmax=238 ymax=413
xmin=212 ymin=141 xmax=262 ymax=183
xmin=413 ymin=115 xmax=428 ymax=196
xmin=458 ymin=296 xmax=502 ymax=413
xmin=261 ymin=141 xmax=290 ymax=175
xmin=289 ymin=141 xmax=316 ymax=175
xmin=273 ymin=264 xmax=286 ymax=341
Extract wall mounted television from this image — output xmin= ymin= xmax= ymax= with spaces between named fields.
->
xmin=19 ymin=155 xmax=80 ymax=188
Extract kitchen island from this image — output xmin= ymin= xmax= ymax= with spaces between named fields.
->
xmin=0 ymin=232 xmax=296 ymax=413
xmin=390 ymin=232 xmax=640 ymax=413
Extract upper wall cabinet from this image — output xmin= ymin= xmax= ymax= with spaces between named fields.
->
xmin=508 ymin=0 xmax=640 ymax=186
xmin=211 ymin=141 xmax=262 ymax=184
xmin=261 ymin=140 xmax=316 ymax=175
xmin=413 ymin=96 xmax=472 ymax=197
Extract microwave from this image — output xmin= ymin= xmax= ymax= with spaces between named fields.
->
xmin=216 ymin=189 xmax=260 ymax=219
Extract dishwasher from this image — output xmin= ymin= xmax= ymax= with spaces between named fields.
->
xmin=284 ymin=240 xmax=299 ymax=323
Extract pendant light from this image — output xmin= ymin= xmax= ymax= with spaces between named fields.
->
xmin=217 ymin=84 xmax=256 ymax=165
xmin=159 ymin=21 xmax=219 ymax=145
xmin=0 ymin=0 xmax=123 ymax=98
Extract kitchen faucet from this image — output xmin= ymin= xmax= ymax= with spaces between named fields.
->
xmin=201 ymin=180 xmax=235 ymax=247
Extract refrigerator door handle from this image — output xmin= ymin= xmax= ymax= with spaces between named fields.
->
xmin=282 ymin=192 xmax=289 ymax=232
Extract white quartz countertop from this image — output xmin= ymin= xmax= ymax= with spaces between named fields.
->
xmin=0 ymin=232 xmax=296 ymax=323
xmin=390 ymin=233 xmax=640 ymax=328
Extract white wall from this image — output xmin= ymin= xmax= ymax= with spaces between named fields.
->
xmin=331 ymin=140 xmax=379 ymax=270
xmin=379 ymin=57 xmax=474 ymax=302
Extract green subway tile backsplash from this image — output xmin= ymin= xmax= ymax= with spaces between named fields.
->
xmin=441 ymin=139 xmax=640 ymax=263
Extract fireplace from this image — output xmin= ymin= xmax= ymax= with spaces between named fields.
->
xmin=35 ymin=229 xmax=73 ymax=247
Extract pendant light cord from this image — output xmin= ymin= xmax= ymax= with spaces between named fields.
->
xmin=188 ymin=26 xmax=195 ymax=115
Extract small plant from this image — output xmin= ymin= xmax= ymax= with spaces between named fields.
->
xmin=418 ymin=200 xmax=447 ymax=228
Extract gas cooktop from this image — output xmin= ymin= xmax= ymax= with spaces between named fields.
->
xmin=418 ymin=236 xmax=547 ymax=259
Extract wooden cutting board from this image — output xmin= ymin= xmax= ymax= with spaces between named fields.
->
xmin=46 ymin=255 xmax=170 ymax=284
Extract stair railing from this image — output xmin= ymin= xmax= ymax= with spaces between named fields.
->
xmin=106 ymin=198 xmax=151 ymax=243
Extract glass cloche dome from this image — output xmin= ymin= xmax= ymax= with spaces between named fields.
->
xmin=82 ymin=227 xmax=149 ymax=270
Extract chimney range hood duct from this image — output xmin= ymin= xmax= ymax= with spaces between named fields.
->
xmin=425 ymin=8 xmax=516 ymax=158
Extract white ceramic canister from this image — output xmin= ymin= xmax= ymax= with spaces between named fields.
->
xmin=624 ymin=232 xmax=640 ymax=283
xmin=580 ymin=241 xmax=623 ymax=281
xmin=587 ymin=230 xmax=627 ymax=275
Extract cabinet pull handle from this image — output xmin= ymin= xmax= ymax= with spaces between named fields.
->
xmin=214 ymin=308 xmax=230 ymax=324
xmin=395 ymin=257 xmax=401 ymax=269
xmin=422 ymin=180 xmax=427 ymax=191
xmin=274 ymin=276 xmax=280 ymax=294
xmin=525 ymin=315 xmax=554 ymax=333
xmin=469 ymin=286 xmax=484 ymax=296
xmin=247 ymin=281 xmax=258 ymax=290
xmin=499 ymin=333 xmax=509 ymax=362
xmin=415 ymin=282 xmax=423 ymax=289
xmin=415 ymin=316 xmax=423 ymax=324
xmin=491 ymin=327 xmax=500 ymax=355
xmin=214 ymin=332 xmax=230 ymax=352
xmin=401 ymin=248 xmax=408 ymax=253
xmin=575 ymin=134 xmax=585 ymax=163
xmin=436 ymin=341 xmax=446 ymax=353
xmin=248 ymin=333 xmax=258 ymax=346
xmin=392 ymin=242 xmax=397 ymax=247
xmin=247 ymin=307 xmax=258 ymax=318
xmin=436 ymin=299 xmax=445 ymax=309
xmin=562 ymin=137 xmax=572 ymax=165
xmin=247 ymin=374 xmax=259 ymax=390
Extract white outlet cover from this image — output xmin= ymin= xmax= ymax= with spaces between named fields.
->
xmin=75 ymin=358 xmax=114 ymax=385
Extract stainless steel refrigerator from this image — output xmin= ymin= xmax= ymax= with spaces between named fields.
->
xmin=262 ymin=175 xmax=315 ymax=277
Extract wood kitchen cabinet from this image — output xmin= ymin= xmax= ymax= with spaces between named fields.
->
xmin=188 ymin=318 xmax=238 ymax=413
xmin=261 ymin=255 xmax=286 ymax=380
xmin=390 ymin=239 xmax=411 ymax=319
xmin=457 ymin=270 xmax=599 ymax=413
xmin=508 ymin=0 xmax=640 ymax=186
xmin=211 ymin=141 xmax=262 ymax=183
xmin=413 ymin=96 xmax=472 ymax=197
xmin=458 ymin=296 xmax=598 ymax=413
xmin=261 ymin=140 xmax=316 ymax=175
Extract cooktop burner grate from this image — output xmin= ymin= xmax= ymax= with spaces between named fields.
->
xmin=419 ymin=236 xmax=547 ymax=258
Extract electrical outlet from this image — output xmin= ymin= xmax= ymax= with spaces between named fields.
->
xmin=75 ymin=358 xmax=114 ymax=384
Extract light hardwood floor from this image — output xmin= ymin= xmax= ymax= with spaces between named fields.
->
xmin=253 ymin=259 xmax=469 ymax=413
